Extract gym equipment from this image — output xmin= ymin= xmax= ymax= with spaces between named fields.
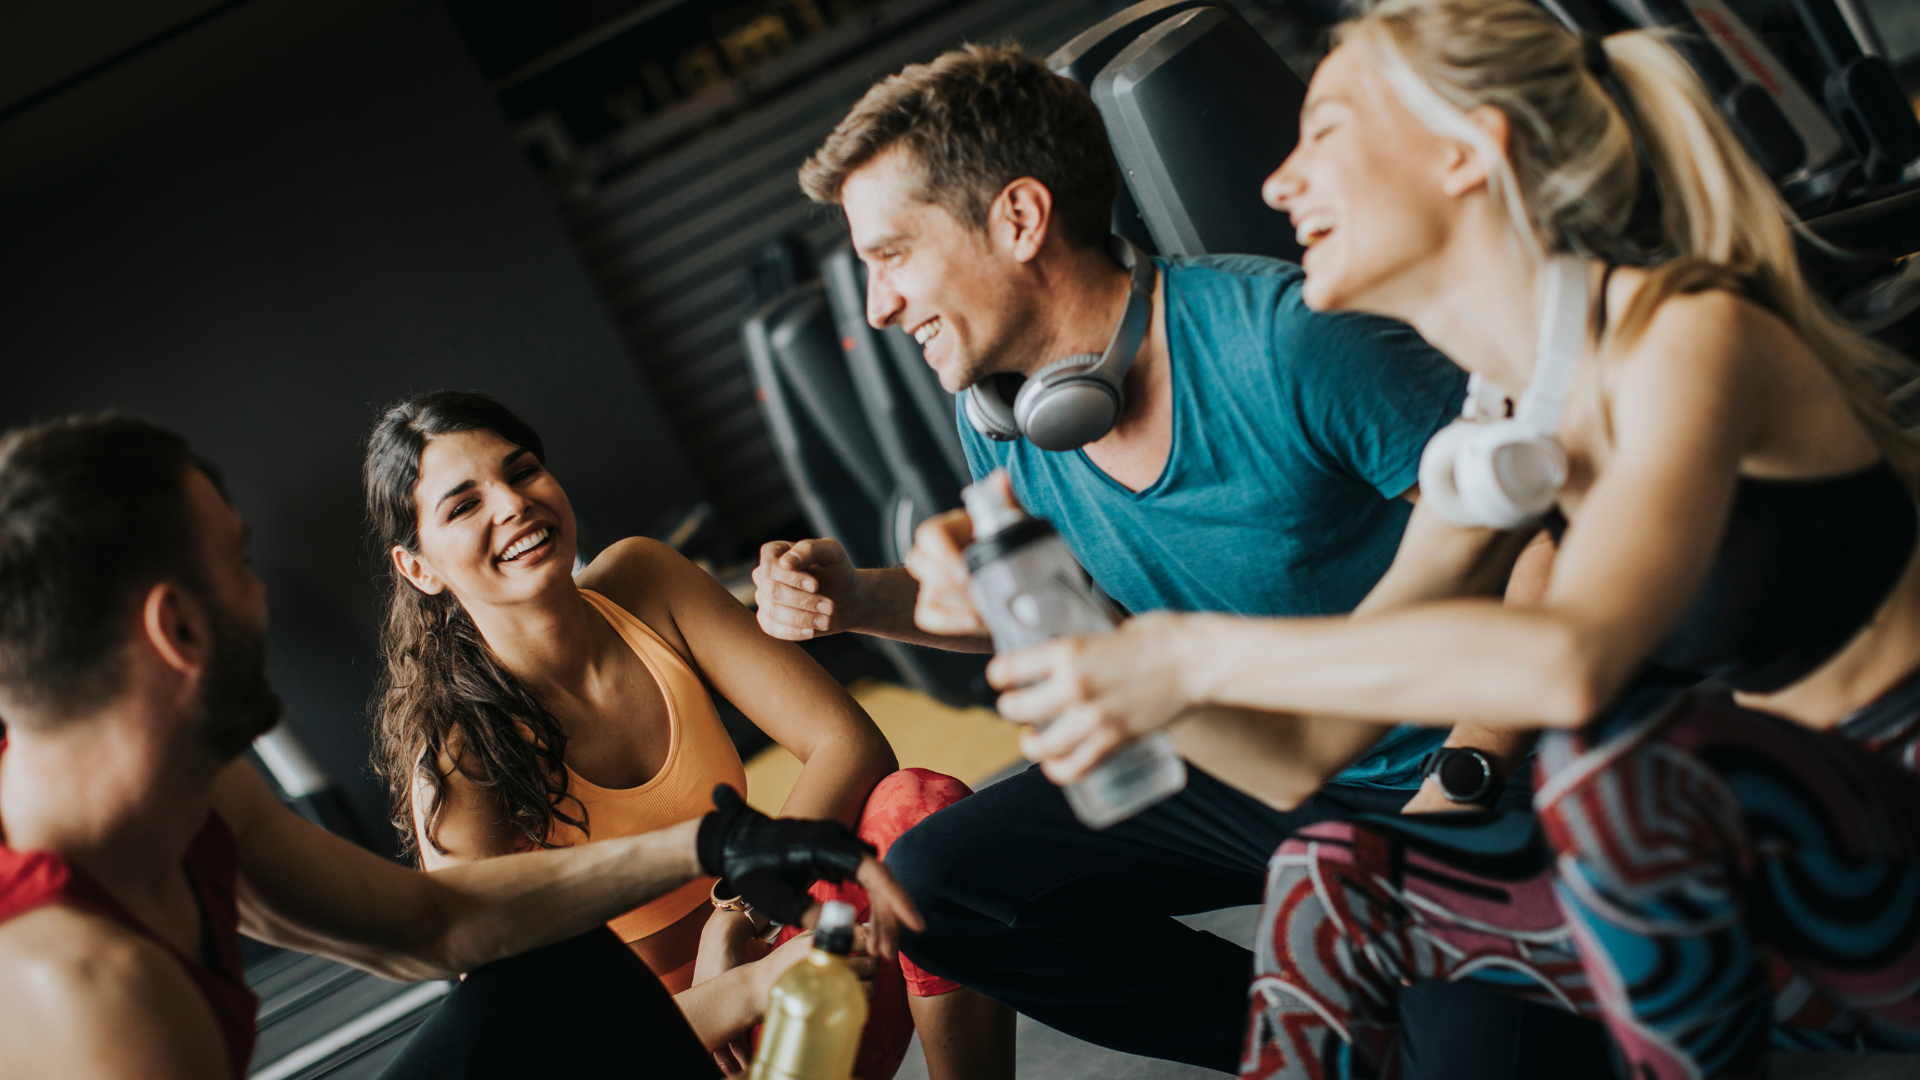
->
xmin=252 ymin=726 xmax=372 ymax=848
xmin=1095 ymin=5 xmax=1309 ymax=261
xmin=1417 ymin=258 xmax=1587 ymax=529
xmin=1787 ymin=0 xmax=1920 ymax=186
xmin=745 ymin=286 xmax=892 ymax=566
xmin=962 ymin=236 xmax=1155 ymax=451
xmin=1539 ymin=0 xmax=1920 ymax=357
xmin=1051 ymin=0 xmax=1308 ymax=260
xmin=743 ymin=284 xmax=991 ymax=706
xmin=877 ymin=309 xmax=973 ymax=485
xmin=1048 ymin=0 xmax=1217 ymax=253
xmin=1621 ymin=0 xmax=1823 ymax=180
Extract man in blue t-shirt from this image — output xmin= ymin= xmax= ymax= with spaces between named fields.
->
xmin=753 ymin=43 xmax=1593 ymax=1079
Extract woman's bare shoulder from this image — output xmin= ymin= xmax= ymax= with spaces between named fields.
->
xmin=1610 ymin=277 xmax=1773 ymax=389
xmin=574 ymin=536 xmax=715 ymax=653
xmin=1609 ymin=266 xmax=1784 ymax=355
xmin=578 ymin=537 xmax=695 ymax=603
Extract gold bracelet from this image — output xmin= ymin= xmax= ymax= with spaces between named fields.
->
xmin=710 ymin=879 xmax=771 ymax=935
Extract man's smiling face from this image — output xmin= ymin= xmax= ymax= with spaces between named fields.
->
xmin=841 ymin=145 xmax=1042 ymax=393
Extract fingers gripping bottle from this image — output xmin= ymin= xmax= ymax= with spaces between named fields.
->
xmin=751 ymin=900 xmax=867 ymax=1080
xmin=963 ymin=480 xmax=1187 ymax=829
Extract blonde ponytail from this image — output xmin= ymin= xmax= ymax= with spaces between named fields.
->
xmin=1343 ymin=0 xmax=1917 ymax=481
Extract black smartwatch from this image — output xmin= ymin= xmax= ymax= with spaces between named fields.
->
xmin=1419 ymin=747 xmax=1503 ymax=807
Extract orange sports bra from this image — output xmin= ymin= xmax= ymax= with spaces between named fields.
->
xmin=548 ymin=590 xmax=747 ymax=953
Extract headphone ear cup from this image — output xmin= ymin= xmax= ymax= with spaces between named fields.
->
xmin=964 ymin=375 xmax=1023 ymax=442
xmin=1455 ymin=432 xmax=1566 ymax=529
xmin=1417 ymin=422 xmax=1483 ymax=527
xmin=1013 ymin=354 xmax=1121 ymax=452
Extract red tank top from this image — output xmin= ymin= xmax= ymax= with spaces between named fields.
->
xmin=0 ymin=803 xmax=259 ymax=1079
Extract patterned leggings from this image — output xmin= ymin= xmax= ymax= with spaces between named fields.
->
xmin=1241 ymin=675 xmax=1920 ymax=1080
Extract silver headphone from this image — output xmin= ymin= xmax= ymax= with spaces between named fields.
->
xmin=1417 ymin=257 xmax=1589 ymax=529
xmin=963 ymin=236 xmax=1155 ymax=452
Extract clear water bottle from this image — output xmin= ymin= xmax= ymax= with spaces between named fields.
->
xmin=750 ymin=900 xmax=867 ymax=1080
xmin=963 ymin=480 xmax=1187 ymax=829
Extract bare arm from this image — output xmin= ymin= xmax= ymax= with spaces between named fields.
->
xmin=408 ymin=749 xmax=521 ymax=870
xmin=1143 ymin=504 xmax=1553 ymax=810
xmin=597 ymin=537 xmax=898 ymax=827
xmin=1395 ymin=528 xmax=1554 ymax=811
xmin=1166 ymin=706 xmax=1393 ymax=811
xmin=217 ymin=759 xmax=704 ymax=981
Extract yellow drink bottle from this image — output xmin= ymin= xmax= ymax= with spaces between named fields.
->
xmin=750 ymin=900 xmax=869 ymax=1080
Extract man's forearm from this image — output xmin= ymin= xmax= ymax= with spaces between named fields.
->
xmin=402 ymin=819 xmax=704 ymax=978
xmin=849 ymin=567 xmax=993 ymax=652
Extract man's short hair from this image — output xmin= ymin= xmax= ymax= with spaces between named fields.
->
xmin=799 ymin=42 xmax=1118 ymax=250
xmin=0 ymin=415 xmax=213 ymax=723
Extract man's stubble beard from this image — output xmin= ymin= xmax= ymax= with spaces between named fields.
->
xmin=950 ymin=291 xmax=1047 ymax=392
xmin=197 ymin=605 xmax=285 ymax=760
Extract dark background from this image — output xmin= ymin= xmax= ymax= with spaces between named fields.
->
xmin=0 ymin=0 xmax=706 ymax=848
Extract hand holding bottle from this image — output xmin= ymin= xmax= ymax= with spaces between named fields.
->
xmin=989 ymin=611 xmax=1199 ymax=780
xmin=903 ymin=474 xmax=1019 ymax=637
xmin=959 ymin=473 xmax=1187 ymax=829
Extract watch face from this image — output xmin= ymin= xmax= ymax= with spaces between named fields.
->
xmin=1438 ymin=750 xmax=1492 ymax=802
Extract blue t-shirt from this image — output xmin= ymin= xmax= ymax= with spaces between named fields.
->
xmin=960 ymin=255 xmax=1467 ymax=789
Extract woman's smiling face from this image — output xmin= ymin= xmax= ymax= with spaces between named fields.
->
xmin=397 ymin=427 xmax=578 ymax=609
xmin=1263 ymin=44 xmax=1468 ymax=315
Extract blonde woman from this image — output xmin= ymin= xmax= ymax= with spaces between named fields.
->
xmin=950 ymin=2 xmax=1920 ymax=1076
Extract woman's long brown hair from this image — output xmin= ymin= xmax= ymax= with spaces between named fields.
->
xmin=364 ymin=390 xmax=586 ymax=862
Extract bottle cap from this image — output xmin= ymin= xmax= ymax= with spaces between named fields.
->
xmin=814 ymin=900 xmax=857 ymax=955
xmin=963 ymin=479 xmax=1025 ymax=539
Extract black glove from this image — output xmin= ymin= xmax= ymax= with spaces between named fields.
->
xmin=696 ymin=784 xmax=874 ymax=926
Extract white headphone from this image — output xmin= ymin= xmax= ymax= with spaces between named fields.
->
xmin=1417 ymin=257 xmax=1589 ymax=529
xmin=963 ymin=236 xmax=1154 ymax=452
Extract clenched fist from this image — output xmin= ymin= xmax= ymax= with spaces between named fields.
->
xmin=752 ymin=538 xmax=860 ymax=640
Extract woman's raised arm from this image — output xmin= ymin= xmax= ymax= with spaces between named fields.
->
xmin=589 ymin=537 xmax=897 ymax=829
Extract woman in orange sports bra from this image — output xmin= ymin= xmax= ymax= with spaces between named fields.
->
xmin=361 ymin=390 xmax=1010 ymax=1080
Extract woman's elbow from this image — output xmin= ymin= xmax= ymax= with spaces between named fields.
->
xmin=852 ymin=727 xmax=899 ymax=778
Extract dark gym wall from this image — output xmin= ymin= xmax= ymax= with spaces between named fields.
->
xmin=0 ymin=0 xmax=705 ymax=850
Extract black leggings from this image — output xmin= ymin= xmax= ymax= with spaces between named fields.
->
xmin=378 ymin=927 xmax=719 ymax=1080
